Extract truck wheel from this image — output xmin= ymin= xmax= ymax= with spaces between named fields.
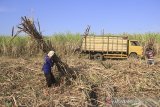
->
xmin=129 ymin=53 xmax=138 ymax=58
xmin=94 ymin=53 xmax=103 ymax=61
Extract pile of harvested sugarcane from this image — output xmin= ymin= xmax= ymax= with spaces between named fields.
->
xmin=12 ymin=16 xmax=74 ymax=77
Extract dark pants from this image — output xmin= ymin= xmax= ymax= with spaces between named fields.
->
xmin=44 ymin=72 xmax=56 ymax=87
xmin=147 ymin=59 xmax=154 ymax=65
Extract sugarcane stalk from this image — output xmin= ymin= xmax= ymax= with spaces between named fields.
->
xmin=12 ymin=16 xmax=75 ymax=78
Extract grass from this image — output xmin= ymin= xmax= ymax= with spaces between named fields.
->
xmin=0 ymin=33 xmax=160 ymax=57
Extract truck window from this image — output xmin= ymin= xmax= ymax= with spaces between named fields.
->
xmin=130 ymin=41 xmax=140 ymax=46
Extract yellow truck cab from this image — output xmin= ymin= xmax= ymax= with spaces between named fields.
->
xmin=129 ymin=40 xmax=143 ymax=58
xmin=80 ymin=35 xmax=143 ymax=60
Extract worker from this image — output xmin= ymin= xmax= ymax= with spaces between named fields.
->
xmin=42 ymin=51 xmax=57 ymax=87
xmin=145 ymin=48 xmax=154 ymax=65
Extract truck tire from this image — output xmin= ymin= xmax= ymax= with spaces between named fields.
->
xmin=94 ymin=53 xmax=103 ymax=61
xmin=129 ymin=53 xmax=138 ymax=58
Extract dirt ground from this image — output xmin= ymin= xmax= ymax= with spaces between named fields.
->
xmin=0 ymin=56 xmax=160 ymax=107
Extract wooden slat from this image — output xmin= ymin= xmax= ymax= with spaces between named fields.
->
xmin=81 ymin=36 xmax=128 ymax=52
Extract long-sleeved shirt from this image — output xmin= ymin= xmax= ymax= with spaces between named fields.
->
xmin=42 ymin=55 xmax=54 ymax=74
xmin=146 ymin=50 xmax=154 ymax=59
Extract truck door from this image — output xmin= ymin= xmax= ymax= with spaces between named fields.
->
xmin=129 ymin=41 xmax=143 ymax=57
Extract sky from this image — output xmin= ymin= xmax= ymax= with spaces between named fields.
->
xmin=0 ymin=0 xmax=160 ymax=35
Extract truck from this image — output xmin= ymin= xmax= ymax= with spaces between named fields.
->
xmin=80 ymin=35 xmax=143 ymax=60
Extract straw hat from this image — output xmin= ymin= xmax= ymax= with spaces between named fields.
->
xmin=48 ymin=51 xmax=55 ymax=58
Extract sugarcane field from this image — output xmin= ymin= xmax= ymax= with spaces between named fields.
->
xmin=0 ymin=16 xmax=160 ymax=107
xmin=1 ymin=1 xmax=160 ymax=107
